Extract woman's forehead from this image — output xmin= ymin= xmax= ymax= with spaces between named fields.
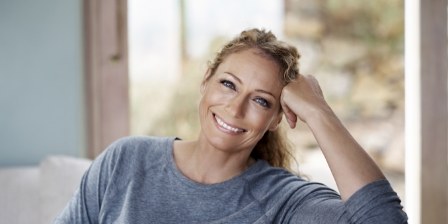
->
xmin=220 ymin=50 xmax=282 ymax=78
xmin=215 ymin=50 xmax=284 ymax=95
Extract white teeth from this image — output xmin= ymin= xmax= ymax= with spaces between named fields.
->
xmin=215 ymin=116 xmax=244 ymax=133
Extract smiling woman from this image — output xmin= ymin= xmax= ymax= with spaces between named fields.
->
xmin=55 ymin=29 xmax=408 ymax=224
xmin=198 ymin=49 xmax=285 ymax=169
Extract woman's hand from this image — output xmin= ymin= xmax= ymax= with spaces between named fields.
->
xmin=280 ymin=75 xmax=331 ymax=129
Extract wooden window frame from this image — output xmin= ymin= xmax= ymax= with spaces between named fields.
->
xmin=420 ymin=0 xmax=448 ymax=223
xmin=83 ymin=0 xmax=130 ymax=158
xmin=405 ymin=0 xmax=447 ymax=223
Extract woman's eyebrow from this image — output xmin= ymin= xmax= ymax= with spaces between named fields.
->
xmin=255 ymin=89 xmax=276 ymax=98
xmin=225 ymin=72 xmax=276 ymax=98
xmin=224 ymin=72 xmax=242 ymax=84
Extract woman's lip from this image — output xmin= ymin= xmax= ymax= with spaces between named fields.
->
xmin=213 ymin=113 xmax=247 ymax=133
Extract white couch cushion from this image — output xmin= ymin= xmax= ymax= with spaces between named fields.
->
xmin=39 ymin=156 xmax=91 ymax=224
xmin=0 ymin=167 xmax=40 ymax=224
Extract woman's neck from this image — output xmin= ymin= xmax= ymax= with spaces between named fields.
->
xmin=173 ymin=137 xmax=255 ymax=184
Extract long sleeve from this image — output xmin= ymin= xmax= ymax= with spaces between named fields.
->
xmin=288 ymin=179 xmax=408 ymax=223
xmin=342 ymin=179 xmax=407 ymax=223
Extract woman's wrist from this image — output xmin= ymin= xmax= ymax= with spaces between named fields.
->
xmin=304 ymin=103 xmax=336 ymax=129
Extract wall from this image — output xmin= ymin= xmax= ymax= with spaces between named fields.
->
xmin=0 ymin=0 xmax=85 ymax=166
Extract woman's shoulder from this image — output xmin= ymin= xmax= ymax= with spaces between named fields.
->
xmin=109 ymin=135 xmax=174 ymax=147
xmin=105 ymin=135 xmax=175 ymax=154
xmin=96 ymin=136 xmax=176 ymax=170
xmin=245 ymin=162 xmax=340 ymax=202
xmin=246 ymin=161 xmax=306 ymax=186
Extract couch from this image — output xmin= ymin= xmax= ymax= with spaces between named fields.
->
xmin=0 ymin=156 xmax=91 ymax=224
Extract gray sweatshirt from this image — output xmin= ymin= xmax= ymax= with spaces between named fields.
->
xmin=55 ymin=136 xmax=407 ymax=223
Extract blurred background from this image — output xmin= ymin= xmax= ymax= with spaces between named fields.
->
xmin=1 ymin=0 xmax=447 ymax=224
xmin=129 ymin=0 xmax=405 ymax=198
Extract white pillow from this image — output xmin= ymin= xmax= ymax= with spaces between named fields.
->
xmin=39 ymin=156 xmax=91 ymax=224
xmin=0 ymin=167 xmax=40 ymax=224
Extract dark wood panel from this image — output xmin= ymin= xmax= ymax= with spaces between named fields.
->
xmin=420 ymin=0 xmax=448 ymax=223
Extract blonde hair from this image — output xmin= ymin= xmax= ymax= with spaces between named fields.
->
xmin=207 ymin=28 xmax=301 ymax=170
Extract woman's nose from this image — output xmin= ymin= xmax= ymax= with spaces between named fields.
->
xmin=226 ymin=95 xmax=246 ymax=118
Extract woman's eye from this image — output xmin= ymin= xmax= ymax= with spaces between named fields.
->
xmin=254 ymin=97 xmax=271 ymax=108
xmin=220 ymin=80 xmax=236 ymax=90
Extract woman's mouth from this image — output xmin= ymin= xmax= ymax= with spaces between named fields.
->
xmin=213 ymin=114 xmax=246 ymax=133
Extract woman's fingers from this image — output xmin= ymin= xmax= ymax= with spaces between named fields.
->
xmin=281 ymin=94 xmax=297 ymax=129
xmin=280 ymin=74 xmax=328 ymax=126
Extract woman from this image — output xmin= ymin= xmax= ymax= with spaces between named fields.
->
xmin=56 ymin=29 xmax=407 ymax=223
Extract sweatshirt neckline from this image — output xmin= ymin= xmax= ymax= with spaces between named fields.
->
xmin=165 ymin=137 xmax=265 ymax=190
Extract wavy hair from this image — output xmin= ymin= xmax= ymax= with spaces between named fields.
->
xmin=207 ymin=28 xmax=301 ymax=171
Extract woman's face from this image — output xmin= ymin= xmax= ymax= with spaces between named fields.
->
xmin=199 ymin=48 xmax=283 ymax=154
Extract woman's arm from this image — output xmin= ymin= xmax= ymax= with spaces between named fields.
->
xmin=281 ymin=75 xmax=385 ymax=201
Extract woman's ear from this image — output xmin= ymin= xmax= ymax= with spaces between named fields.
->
xmin=268 ymin=113 xmax=283 ymax=131
xmin=200 ymin=69 xmax=212 ymax=95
